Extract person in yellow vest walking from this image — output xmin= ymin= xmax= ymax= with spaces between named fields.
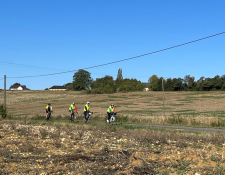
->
xmin=46 ymin=103 xmax=53 ymax=120
xmin=83 ymin=101 xmax=90 ymax=122
xmin=107 ymin=103 xmax=117 ymax=123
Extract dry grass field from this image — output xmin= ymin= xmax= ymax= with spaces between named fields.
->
xmin=1 ymin=90 xmax=225 ymax=117
xmin=1 ymin=90 xmax=225 ymax=125
xmin=1 ymin=90 xmax=225 ymax=174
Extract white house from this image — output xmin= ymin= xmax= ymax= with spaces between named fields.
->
xmin=10 ymin=85 xmax=29 ymax=90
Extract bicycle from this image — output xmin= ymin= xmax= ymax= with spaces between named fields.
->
xmin=84 ymin=112 xmax=93 ymax=123
xmin=69 ymin=111 xmax=76 ymax=122
xmin=46 ymin=111 xmax=52 ymax=121
xmin=106 ymin=112 xmax=117 ymax=125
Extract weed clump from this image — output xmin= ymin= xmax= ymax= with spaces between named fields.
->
xmin=0 ymin=104 xmax=7 ymax=119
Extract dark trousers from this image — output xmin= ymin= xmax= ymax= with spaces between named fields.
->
xmin=107 ymin=112 xmax=112 ymax=120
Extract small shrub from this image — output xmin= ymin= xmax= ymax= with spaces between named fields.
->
xmin=117 ymin=115 xmax=129 ymax=123
xmin=0 ymin=104 xmax=7 ymax=119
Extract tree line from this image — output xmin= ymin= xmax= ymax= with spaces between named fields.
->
xmin=148 ymin=75 xmax=225 ymax=91
xmin=65 ymin=69 xmax=144 ymax=93
xmin=65 ymin=69 xmax=225 ymax=93
xmin=9 ymin=70 xmax=225 ymax=93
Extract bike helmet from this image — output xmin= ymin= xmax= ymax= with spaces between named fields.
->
xmin=87 ymin=101 xmax=90 ymax=104
xmin=72 ymin=102 xmax=75 ymax=105
xmin=111 ymin=103 xmax=114 ymax=106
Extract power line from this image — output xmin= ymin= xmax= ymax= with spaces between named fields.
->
xmin=7 ymin=31 xmax=225 ymax=79
xmin=0 ymin=61 xmax=67 ymax=71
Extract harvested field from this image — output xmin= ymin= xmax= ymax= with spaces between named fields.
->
xmin=1 ymin=121 xmax=225 ymax=174
xmin=1 ymin=90 xmax=225 ymax=120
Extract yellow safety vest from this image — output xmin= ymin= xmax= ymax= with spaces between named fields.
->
xmin=84 ymin=104 xmax=90 ymax=111
xmin=107 ymin=106 xmax=115 ymax=113
xmin=46 ymin=105 xmax=52 ymax=110
xmin=69 ymin=104 xmax=75 ymax=111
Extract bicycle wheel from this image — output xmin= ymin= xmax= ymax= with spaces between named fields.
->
xmin=47 ymin=113 xmax=51 ymax=121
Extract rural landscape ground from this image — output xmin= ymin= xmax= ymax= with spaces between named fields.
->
xmin=1 ymin=90 xmax=225 ymax=174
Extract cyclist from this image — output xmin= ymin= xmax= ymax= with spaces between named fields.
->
xmin=83 ymin=101 xmax=90 ymax=122
xmin=46 ymin=103 xmax=53 ymax=120
xmin=107 ymin=103 xmax=117 ymax=123
xmin=69 ymin=102 xmax=78 ymax=121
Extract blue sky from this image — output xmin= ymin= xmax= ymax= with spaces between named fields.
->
xmin=0 ymin=0 xmax=225 ymax=90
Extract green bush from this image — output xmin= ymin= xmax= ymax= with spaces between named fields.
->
xmin=117 ymin=115 xmax=129 ymax=123
xmin=0 ymin=104 xmax=7 ymax=119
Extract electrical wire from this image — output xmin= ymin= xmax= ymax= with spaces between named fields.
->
xmin=7 ymin=31 xmax=225 ymax=79
xmin=0 ymin=61 xmax=67 ymax=71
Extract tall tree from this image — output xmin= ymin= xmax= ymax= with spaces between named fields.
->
xmin=172 ymin=78 xmax=183 ymax=91
xmin=183 ymin=75 xmax=195 ymax=90
xmin=164 ymin=78 xmax=173 ymax=91
xmin=148 ymin=75 xmax=159 ymax=89
xmin=73 ymin=69 xmax=92 ymax=91
xmin=115 ymin=68 xmax=123 ymax=85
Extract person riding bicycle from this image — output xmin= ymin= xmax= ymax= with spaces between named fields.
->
xmin=46 ymin=103 xmax=53 ymax=120
xmin=83 ymin=101 xmax=90 ymax=122
xmin=69 ymin=102 xmax=78 ymax=121
xmin=107 ymin=103 xmax=117 ymax=123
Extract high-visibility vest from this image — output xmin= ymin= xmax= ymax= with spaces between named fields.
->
xmin=84 ymin=104 xmax=90 ymax=111
xmin=69 ymin=104 xmax=77 ymax=112
xmin=46 ymin=105 xmax=52 ymax=110
xmin=69 ymin=104 xmax=75 ymax=111
xmin=107 ymin=106 xmax=115 ymax=113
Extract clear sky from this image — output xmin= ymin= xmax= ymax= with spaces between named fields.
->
xmin=0 ymin=0 xmax=225 ymax=90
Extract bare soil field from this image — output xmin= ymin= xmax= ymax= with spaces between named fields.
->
xmin=1 ymin=121 xmax=225 ymax=174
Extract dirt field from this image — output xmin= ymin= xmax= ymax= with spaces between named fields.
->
xmin=1 ymin=90 xmax=225 ymax=119
xmin=1 ymin=121 xmax=225 ymax=174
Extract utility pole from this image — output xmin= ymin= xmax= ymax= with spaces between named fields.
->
xmin=162 ymin=78 xmax=165 ymax=116
xmin=4 ymin=75 xmax=6 ymax=111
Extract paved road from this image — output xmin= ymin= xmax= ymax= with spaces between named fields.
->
xmin=122 ymin=123 xmax=225 ymax=134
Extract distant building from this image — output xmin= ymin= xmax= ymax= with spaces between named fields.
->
xmin=49 ymin=85 xmax=67 ymax=91
xmin=142 ymin=82 xmax=149 ymax=91
xmin=10 ymin=85 xmax=29 ymax=90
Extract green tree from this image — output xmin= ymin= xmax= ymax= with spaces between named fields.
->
xmin=73 ymin=69 xmax=93 ymax=91
xmin=118 ymin=78 xmax=144 ymax=92
xmin=221 ymin=75 xmax=225 ymax=90
xmin=212 ymin=75 xmax=223 ymax=90
xmin=64 ymin=82 xmax=73 ymax=91
xmin=91 ymin=76 xmax=116 ymax=94
xmin=151 ymin=77 xmax=163 ymax=91
xmin=148 ymin=75 xmax=159 ymax=90
xmin=183 ymin=75 xmax=195 ymax=91
xmin=164 ymin=78 xmax=173 ymax=91
xmin=115 ymin=68 xmax=123 ymax=86
xmin=172 ymin=78 xmax=183 ymax=91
